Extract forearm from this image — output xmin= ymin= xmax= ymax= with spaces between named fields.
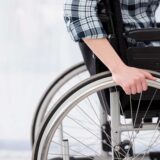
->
xmin=82 ymin=38 xmax=126 ymax=73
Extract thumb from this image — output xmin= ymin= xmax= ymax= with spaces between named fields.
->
xmin=141 ymin=70 xmax=157 ymax=81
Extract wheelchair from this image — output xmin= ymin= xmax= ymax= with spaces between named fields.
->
xmin=32 ymin=0 xmax=160 ymax=159
xmin=31 ymin=62 xmax=89 ymax=146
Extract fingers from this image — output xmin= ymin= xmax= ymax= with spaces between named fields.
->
xmin=140 ymin=70 xmax=157 ymax=81
xmin=123 ymin=77 xmax=147 ymax=95
xmin=113 ymin=68 xmax=157 ymax=95
xmin=135 ymin=78 xmax=143 ymax=94
xmin=123 ymin=84 xmax=131 ymax=95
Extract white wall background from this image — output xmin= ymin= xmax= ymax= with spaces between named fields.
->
xmin=0 ymin=0 xmax=83 ymax=152
xmin=0 ymin=0 xmax=159 ymax=154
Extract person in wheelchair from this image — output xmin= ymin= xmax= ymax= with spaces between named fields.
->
xmin=63 ymin=0 xmax=159 ymax=95
xmin=31 ymin=1 xmax=160 ymax=159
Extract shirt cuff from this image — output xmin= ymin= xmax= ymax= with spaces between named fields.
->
xmin=64 ymin=16 xmax=108 ymax=42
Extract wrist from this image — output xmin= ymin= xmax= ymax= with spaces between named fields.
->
xmin=109 ymin=62 xmax=127 ymax=74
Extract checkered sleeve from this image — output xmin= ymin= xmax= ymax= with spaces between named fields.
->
xmin=63 ymin=0 xmax=108 ymax=42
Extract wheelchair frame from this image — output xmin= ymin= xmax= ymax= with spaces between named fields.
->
xmin=32 ymin=0 xmax=160 ymax=159
xmin=32 ymin=71 xmax=160 ymax=160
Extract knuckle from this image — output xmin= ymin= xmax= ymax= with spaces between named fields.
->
xmin=129 ymin=79 xmax=136 ymax=86
xmin=140 ymin=76 xmax=145 ymax=81
xmin=135 ymin=77 xmax=142 ymax=82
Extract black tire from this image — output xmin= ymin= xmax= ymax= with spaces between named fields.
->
xmin=31 ymin=62 xmax=87 ymax=146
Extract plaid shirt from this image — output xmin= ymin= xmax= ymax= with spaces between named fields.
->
xmin=63 ymin=0 xmax=160 ymax=42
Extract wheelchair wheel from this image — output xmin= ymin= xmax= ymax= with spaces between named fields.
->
xmin=32 ymin=71 xmax=160 ymax=160
xmin=31 ymin=62 xmax=89 ymax=146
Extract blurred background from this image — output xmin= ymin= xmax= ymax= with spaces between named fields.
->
xmin=0 ymin=0 xmax=83 ymax=159
xmin=0 ymin=0 xmax=160 ymax=159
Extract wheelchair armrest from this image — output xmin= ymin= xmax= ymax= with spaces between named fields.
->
xmin=123 ymin=28 xmax=160 ymax=41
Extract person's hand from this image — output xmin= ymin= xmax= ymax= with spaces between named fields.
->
xmin=112 ymin=65 xmax=157 ymax=95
